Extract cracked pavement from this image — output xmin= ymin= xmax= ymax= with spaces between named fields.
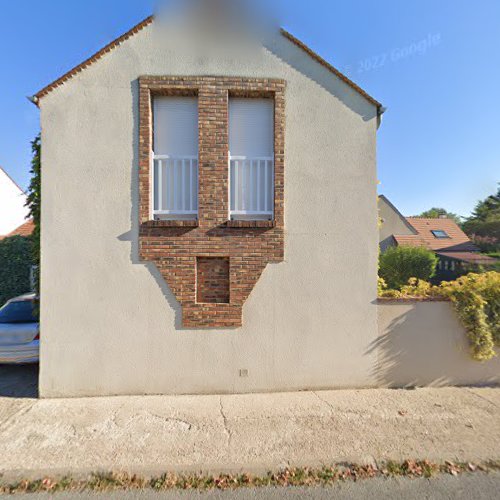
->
xmin=0 ymin=370 xmax=499 ymax=480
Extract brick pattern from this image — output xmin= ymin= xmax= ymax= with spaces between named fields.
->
xmin=196 ymin=257 xmax=230 ymax=304
xmin=138 ymin=76 xmax=285 ymax=328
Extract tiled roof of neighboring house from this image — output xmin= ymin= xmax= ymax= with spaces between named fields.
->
xmin=0 ymin=220 xmax=35 ymax=240
xmin=398 ymin=217 xmax=478 ymax=252
xmin=32 ymin=16 xmax=382 ymax=110
xmin=436 ymin=251 xmax=498 ymax=265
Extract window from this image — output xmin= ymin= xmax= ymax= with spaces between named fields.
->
xmin=153 ymin=97 xmax=198 ymax=220
xmin=229 ymin=98 xmax=274 ymax=220
xmin=0 ymin=300 xmax=38 ymax=324
xmin=431 ymin=230 xmax=449 ymax=239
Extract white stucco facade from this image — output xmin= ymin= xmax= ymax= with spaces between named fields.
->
xmin=0 ymin=167 xmax=28 ymax=236
xmin=39 ymin=19 xmax=381 ymax=397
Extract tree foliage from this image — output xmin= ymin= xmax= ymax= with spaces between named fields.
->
xmin=417 ymin=207 xmax=462 ymax=225
xmin=379 ymin=246 xmax=438 ymax=290
xmin=25 ymin=134 xmax=41 ymax=296
xmin=462 ymin=185 xmax=500 ymax=250
xmin=0 ymin=236 xmax=33 ymax=306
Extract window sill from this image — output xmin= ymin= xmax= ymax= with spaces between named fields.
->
xmin=226 ymin=220 xmax=275 ymax=228
xmin=143 ymin=220 xmax=199 ymax=228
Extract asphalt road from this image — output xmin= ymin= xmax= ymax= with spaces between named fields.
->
xmin=0 ymin=364 xmax=38 ymax=398
xmin=7 ymin=473 xmax=500 ymax=499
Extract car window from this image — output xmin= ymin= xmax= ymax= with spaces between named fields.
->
xmin=0 ymin=300 xmax=38 ymax=323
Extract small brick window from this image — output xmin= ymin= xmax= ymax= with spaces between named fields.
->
xmin=196 ymin=257 xmax=230 ymax=304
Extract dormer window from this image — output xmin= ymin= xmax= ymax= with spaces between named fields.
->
xmin=431 ymin=230 xmax=449 ymax=239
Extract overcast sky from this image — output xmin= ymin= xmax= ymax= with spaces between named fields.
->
xmin=0 ymin=0 xmax=498 ymax=217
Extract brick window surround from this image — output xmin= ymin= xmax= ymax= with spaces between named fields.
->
xmin=138 ymin=76 xmax=285 ymax=328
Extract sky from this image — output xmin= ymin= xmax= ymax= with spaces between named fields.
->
xmin=0 ymin=0 xmax=499 ymax=218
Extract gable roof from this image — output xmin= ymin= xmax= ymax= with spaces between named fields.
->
xmin=436 ymin=251 xmax=497 ymax=265
xmin=32 ymin=15 xmax=382 ymax=110
xmin=0 ymin=165 xmax=25 ymax=194
xmin=396 ymin=217 xmax=478 ymax=252
xmin=379 ymin=195 xmax=418 ymax=235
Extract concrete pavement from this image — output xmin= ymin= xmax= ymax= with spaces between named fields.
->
xmin=0 ymin=371 xmax=499 ymax=480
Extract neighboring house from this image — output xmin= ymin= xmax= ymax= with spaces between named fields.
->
xmin=379 ymin=195 xmax=497 ymax=281
xmin=33 ymin=11 xmax=384 ymax=397
xmin=378 ymin=195 xmax=417 ymax=252
xmin=0 ymin=166 xmax=28 ymax=236
xmin=0 ymin=219 xmax=35 ymax=241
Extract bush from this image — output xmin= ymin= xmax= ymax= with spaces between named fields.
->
xmin=379 ymin=246 xmax=438 ymax=290
xmin=470 ymin=234 xmax=500 ymax=254
xmin=0 ymin=235 xmax=33 ymax=306
xmin=441 ymin=272 xmax=500 ymax=361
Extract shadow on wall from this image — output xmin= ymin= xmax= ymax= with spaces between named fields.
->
xmin=117 ymin=79 xmax=184 ymax=331
xmin=369 ymin=302 xmax=500 ymax=388
xmin=265 ymin=32 xmax=378 ymax=122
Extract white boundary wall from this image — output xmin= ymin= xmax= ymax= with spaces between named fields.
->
xmin=377 ymin=301 xmax=500 ymax=387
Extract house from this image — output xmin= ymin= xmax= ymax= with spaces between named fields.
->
xmin=33 ymin=9 xmax=384 ymax=397
xmin=0 ymin=166 xmax=29 ymax=236
xmin=0 ymin=219 xmax=35 ymax=241
xmin=379 ymin=195 xmax=497 ymax=281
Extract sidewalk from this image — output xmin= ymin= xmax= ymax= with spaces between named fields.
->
xmin=0 ymin=387 xmax=498 ymax=480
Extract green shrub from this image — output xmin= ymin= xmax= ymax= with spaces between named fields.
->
xmin=379 ymin=246 xmax=438 ymax=290
xmin=0 ymin=235 xmax=33 ymax=306
xmin=441 ymin=272 xmax=500 ymax=360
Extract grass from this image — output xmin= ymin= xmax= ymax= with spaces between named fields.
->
xmin=0 ymin=460 xmax=499 ymax=494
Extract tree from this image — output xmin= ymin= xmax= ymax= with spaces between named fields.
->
xmin=462 ymin=185 xmax=500 ymax=248
xmin=0 ymin=236 xmax=33 ymax=306
xmin=25 ymin=134 xmax=41 ymax=297
xmin=417 ymin=207 xmax=462 ymax=225
xmin=379 ymin=246 xmax=438 ymax=290
xmin=468 ymin=185 xmax=500 ymax=222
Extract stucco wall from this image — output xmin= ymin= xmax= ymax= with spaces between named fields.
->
xmin=376 ymin=301 xmax=500 ymax=387
xmin=39 ymin=21 xmax=379 ymax=397
xmin=0 ymin=168 xmax=28 ymax=236
xmin=378 ymin=195 xmax=415 ymax=252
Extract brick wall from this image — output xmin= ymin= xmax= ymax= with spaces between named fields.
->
xmin=138 ymin=76 xmax=285 ymax=328
xmin=196 ymin=257 xmax=230 ymax=304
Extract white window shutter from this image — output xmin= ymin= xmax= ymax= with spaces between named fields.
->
xmin=229 ymin=98 xmax=274 ymax=157
xmin=153 ymin=97 xmax=198 ymax=156
xmin=229 ymin=98 xmax=274 ymax=220
xmin=152 ymin=97 xmax=199 ymax=219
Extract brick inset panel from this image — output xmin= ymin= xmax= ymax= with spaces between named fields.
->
xmin=196 ymin=257 xmax=230 ymax=304
xmin=138 ymin=76 xmax=285 ymax=328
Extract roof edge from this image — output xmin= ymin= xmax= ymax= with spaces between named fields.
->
xmin=0 ymin=165 xmax=26 ymax=194
xmin=379 ymin=195 xmax=418 ymax=235
xmin=32 ymin=15 xmax=383 ymax=110
xmin=33 ymin=15 xmax=154 ymax=104
xmin=280 ymin=29 xmax=382 ymax=110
